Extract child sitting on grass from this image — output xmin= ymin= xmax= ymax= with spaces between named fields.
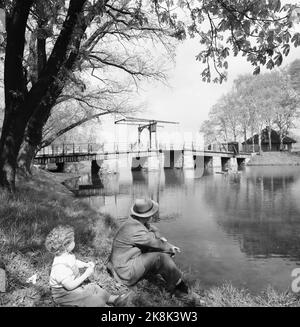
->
xmin=45 ymin=225 xmax=132 ymax=307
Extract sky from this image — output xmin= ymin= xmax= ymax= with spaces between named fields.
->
xmin=135 ymin=38 xmax=300 ymax=134
xmin=98 ymin=2 xmax=300 ymax=146
xmin=98 ymin=37 xmax=300 ymax=147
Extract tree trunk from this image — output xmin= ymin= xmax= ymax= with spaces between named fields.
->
xmin=267 ymin=126 xmax=272 ymax=151
xmin=0 ymin=0 xmax=34 ymax=190
xmin=17 ymin=78 xmax=64 ymax=175
xmin=17 ymin=142 xmax=38 ymax=176
xmin=0 ymin=106 xmax=35 ymax=190
xmin=243 ymin=127 xmax=247 ymax=144
xmin=251 ymin=128 xmax=255 ymax=153
xmin=1 ymin=0 xmax=97 ymax=189
xmin=17 ymin=1 xmax=91 ymax=173
xmin=258 ymin=129 xmax=262 ymax=153
xmin=279 ymin=131 xmax=284 ymax=151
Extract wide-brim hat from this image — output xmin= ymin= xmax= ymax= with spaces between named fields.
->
xmin=130 ymin=198 xmax=159 ymax=218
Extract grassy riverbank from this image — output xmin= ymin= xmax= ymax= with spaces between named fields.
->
xmin=247 ymin=151 xmax=300 ymax=166
xmin=0 ymin=168 xmax=300 ymax=307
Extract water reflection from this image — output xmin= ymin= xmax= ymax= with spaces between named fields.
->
xmin=65 ymin=166 xmax=300 ymax=293
xmin=203 ymin=167 xmax=300 ymax=261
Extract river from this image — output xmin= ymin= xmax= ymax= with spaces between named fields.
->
xmin=64 ymin=163 xmax=300 ymax=294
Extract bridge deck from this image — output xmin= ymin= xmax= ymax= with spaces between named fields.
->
xmin=34 ymin=148 xmax=252 ymax=165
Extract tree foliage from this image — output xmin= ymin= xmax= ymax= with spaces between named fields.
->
xmin=0 ymin=0 xmax=184 ymax=190
xmin=182 ymin=0 xmax=300 ymax=82
xmin=201 ymin=65 xmax=300 ymax=150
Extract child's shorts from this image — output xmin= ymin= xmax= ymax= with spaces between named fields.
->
xmin=51 ymin=283 xmax=110 ymax=307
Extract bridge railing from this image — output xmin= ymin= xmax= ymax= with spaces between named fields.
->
xmin=36 ymin=141 xmax=241 ymax=157
xmin=37 ymin=143 xmax=104 ymax=156
xmin=37 ymin=142 xmax=151 ymax=156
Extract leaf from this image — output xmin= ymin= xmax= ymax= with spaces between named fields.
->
xmin=253 ymin=66 xmax=260 ymax=75
xmin=291 ymin=32 xmax=300 ymax=47
xmin=275 ymin=0 xmax=281 ymax=12
xmin=282 ymin=43 xmax=290 ymax=56
xmin=266 ymin=59 xmax=275 ymax=70
xmin=274 ymin=53 xmax=283 ymax=66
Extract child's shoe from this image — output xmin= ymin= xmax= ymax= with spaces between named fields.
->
xmin=113 ymin=290 xmax=134 ymax=307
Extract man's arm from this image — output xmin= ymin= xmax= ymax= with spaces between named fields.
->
xmin=131 ymin=227 xmax=174 ymax=253
xmin=145 ymin=222 xmax=163 ymax=239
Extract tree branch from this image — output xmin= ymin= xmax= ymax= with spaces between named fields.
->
xmin=40 ymin=111 xmax=110 ymax=148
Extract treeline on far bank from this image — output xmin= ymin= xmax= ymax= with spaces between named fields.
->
xmin=200 ymin=60 xmax=300 ymax=150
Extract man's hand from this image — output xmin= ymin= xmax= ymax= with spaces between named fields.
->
xmin=85 ymin=265 xmax=94 ymax=277
xmin=87 ymin=261 xmax=95 ymax=269
xmin=170 ymin=246 xmax=181 ymax=257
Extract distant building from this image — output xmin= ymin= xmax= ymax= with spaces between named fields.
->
xmin=242 ymin=128 xmax=296 ymax=152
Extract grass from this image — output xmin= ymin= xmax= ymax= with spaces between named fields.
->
xmin=0 ymin=167 xmax=300 ymax=307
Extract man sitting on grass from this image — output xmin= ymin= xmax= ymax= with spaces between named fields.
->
xmin=107 ymin=198 xmax=204 ymax=305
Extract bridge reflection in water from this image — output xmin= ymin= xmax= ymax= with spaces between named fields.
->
xmin=64 ymin=165 xmax=300 ymax=293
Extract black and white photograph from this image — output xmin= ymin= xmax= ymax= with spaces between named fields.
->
xmin=1 ymin=0 xmax=300 ymax=314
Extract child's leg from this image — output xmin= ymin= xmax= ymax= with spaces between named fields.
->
xmin=109 ymin=290 xmax=134 ymax=306
xmin=107 ymin=295 xmax=119 ymax=305
xmin=85 ymin=284 xmax=133 ymax=306
xmin=81 ymin=283 xmax=110 ymax=307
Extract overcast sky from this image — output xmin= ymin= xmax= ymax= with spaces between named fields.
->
xmin=135 ymin=38 xmax=300 ymax=135
xmin=133 ymin=0 xmax=300 ymax=135
xmin=99 ymin=2 xmax=300 ymax=145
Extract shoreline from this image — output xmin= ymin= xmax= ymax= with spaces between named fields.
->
xmin=0 ymin=168 xmax=299 ymax=307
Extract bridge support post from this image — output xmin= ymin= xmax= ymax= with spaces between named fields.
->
xmin=212 ymin=156 xmax=222 ymax=173
xmin=174 ymin=150 xmax=183 ymax=168
xmin=163 ymin=150 xmax=172 ymax=168
xmin=230 ymin=157 xmax=238 ymax=171
xmin=163 ymin=150 xmax=183 ymax=169
xmin=194 ymin=156 xmax=205 ymax=178
xmin=183 ymin=152 xmax=194 ymax=169
xmin=147 ymin=155 xmax=160 ymax=171
xmin=91 ymin=160 xmax=102 ymax=175
xmin=56 ymin=162 xmax=65 ymax=172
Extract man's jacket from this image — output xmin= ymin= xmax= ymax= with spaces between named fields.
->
xmin=109 ymin=216 xmax=174 ymax=286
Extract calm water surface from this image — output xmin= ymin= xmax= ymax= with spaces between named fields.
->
xmin=65 ymin=163 xmax=300 ymax=293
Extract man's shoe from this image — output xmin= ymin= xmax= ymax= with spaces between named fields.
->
xmin=188 ymin=291 xmax=206 ymax=306
xmin=174 ymin=280 xmax=189 ymax=294
xmin=174 ymin=282 xmax=206 ymax=306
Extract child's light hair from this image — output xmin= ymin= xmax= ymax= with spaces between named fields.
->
xmin=45 ymin=225 xmax=75 ymax=255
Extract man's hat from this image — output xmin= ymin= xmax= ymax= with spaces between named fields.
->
xmin=130 ymin=198 xmax=159 ymax=218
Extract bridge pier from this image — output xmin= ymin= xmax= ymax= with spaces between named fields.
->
xmin=147 ymin=155 xmax=160 ymax=171
xmin=230 ymin=157 xmax=238 ymax=171
xmin=183 ymin=153 xmax=194 ymax=169
xmin=91 ymin=159 xmax=102 ymax=175
xmin=194 ymin=155 xmax=205 ymax=178
xmin=212 ymin=156 xmax=222 ymax=173
xmin=163 ymin=150 xmax=183 ymax=169
xmin=56 ymin=162 xmax=65 ymax=172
